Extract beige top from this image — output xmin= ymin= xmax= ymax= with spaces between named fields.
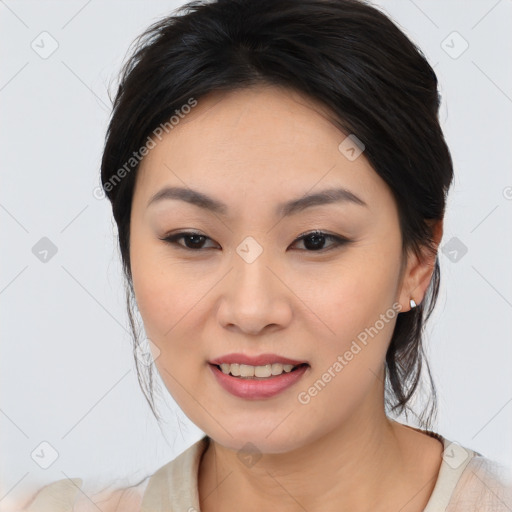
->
xmin=15 ymin=429 xmax=512 ymax=512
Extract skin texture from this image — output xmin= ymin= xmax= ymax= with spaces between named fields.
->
xmin=130 ymin=85 xmax=444 ymax=512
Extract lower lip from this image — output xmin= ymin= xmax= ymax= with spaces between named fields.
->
xmin=208 ymin=363 xmax=309 ymax=400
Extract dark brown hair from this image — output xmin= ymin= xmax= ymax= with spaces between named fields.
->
xmin=100 ymin=0 xmax=453 ymax=431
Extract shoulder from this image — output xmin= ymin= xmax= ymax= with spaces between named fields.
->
xmin=16 ymin=438 xmax=210 ymax=512
xmin=16 ymin=477 xmax=149 ymax=512
xmin=140 ymin=436 xmax=211 ymax=510
xmin=399 ymin=426 xmax=512 ymax=512
xmin=11 ymin=478 xmax=83 ymax=512
xmin=447 ymin=453 xmax=512 ymax=511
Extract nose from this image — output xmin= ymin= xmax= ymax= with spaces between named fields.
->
xmin=216 ymin=243 xmax=293 ymax=336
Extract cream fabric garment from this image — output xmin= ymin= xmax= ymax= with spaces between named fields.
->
xmin=13 ymin=428 xmax=512 ymax=512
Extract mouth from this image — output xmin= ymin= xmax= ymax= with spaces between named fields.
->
xmin=210 ymin=362 xmax=310 ymax=380
xmin=208 ymin=361 xmax=310 ymax=400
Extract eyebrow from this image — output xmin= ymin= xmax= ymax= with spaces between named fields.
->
xmin=146 ymin=185 xmax=368 ymax=217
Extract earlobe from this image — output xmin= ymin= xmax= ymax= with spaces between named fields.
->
xmin=399 ymin=219 xmax=443 ymax=312
xmin=408 ymin=256 xmax=435 ymax=308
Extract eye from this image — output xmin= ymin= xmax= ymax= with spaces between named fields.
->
xmin=160 ymin=229 xmax=349 ymax=252
xmin=291 ymin=230 xmax=349 ymax=252
xmin=160 ymin=231 xmax=219 ymax=250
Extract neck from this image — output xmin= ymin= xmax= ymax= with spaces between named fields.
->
xmin=198 ymin=407 xmax=433 ymax=512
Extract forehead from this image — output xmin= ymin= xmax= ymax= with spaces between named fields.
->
xmin=134 ymin=86 xmax=392 ymax=215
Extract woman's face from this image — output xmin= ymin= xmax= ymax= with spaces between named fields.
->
xmin=129 ymin=86 xmax=423 ymax=453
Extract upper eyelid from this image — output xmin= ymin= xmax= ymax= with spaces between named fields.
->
xmin=163 ymin=229 xmax=343 ymax=240
xmin=162 ymin=230 xmax=347 ymax=249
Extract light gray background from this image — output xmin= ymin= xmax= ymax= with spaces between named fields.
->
xmin=1 ymin=0 xmax=511 ymax=506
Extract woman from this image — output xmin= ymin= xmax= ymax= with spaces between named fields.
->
xmin=21 ymin=0 xmax=512 ymax=510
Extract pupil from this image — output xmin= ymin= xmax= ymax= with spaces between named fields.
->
xmin=186 ymin=234 xmax=204 ymax=248
xmin=305 ymin=233 xmax=325 ymax=250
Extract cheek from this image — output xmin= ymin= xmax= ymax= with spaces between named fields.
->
xmin=301 ymin=254 xmax=399 ymax=340
xmin=132 ymin=267 xmax=206 ymax=365
xmin=130 ymin=222 xmax=195 ymax=331
xmin=130 ymin=229 xmax=189 ymax=344
xmin=297 ymin=249 xmax=401 ymax=389
xmin=129 ymin=235 xmax=217 ymax=396
xmin=130 ymin=248 xmax=208 ymax=413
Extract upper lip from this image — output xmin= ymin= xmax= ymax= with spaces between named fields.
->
xmin=209 ymin=353 xmax=308 ymax=367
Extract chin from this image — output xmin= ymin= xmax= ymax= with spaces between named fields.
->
xmin=204 ymin=424 xmax=310 ymax=455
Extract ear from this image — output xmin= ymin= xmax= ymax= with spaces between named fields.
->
xmin=398 ymin=219 xmax=443 ymax=312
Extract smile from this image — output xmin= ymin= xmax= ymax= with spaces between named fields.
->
xmin=209 ymin=362 xmax=310 ymax=399
xmin=217 ymin=362 xmax=306 ymax=378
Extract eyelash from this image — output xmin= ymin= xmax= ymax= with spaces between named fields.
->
xmin=160 ymin=230 xmax=349 ymax=253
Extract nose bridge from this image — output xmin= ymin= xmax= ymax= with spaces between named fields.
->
xmin=216 ymin=233 xmax=291 ymax=333
xmin=232 ymin=234 xmax=274 ymax=299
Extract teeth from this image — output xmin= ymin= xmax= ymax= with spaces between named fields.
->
xmin=218 ymin=363 xmax=297 ymax=378
xmin=241 ymin=364 xmax=257 ymax=377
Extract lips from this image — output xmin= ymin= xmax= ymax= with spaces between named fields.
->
xmin=209 ymin=353 xmax=308 ymax=367
xmin=209 ymin=361 xmax=310 ymax=399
